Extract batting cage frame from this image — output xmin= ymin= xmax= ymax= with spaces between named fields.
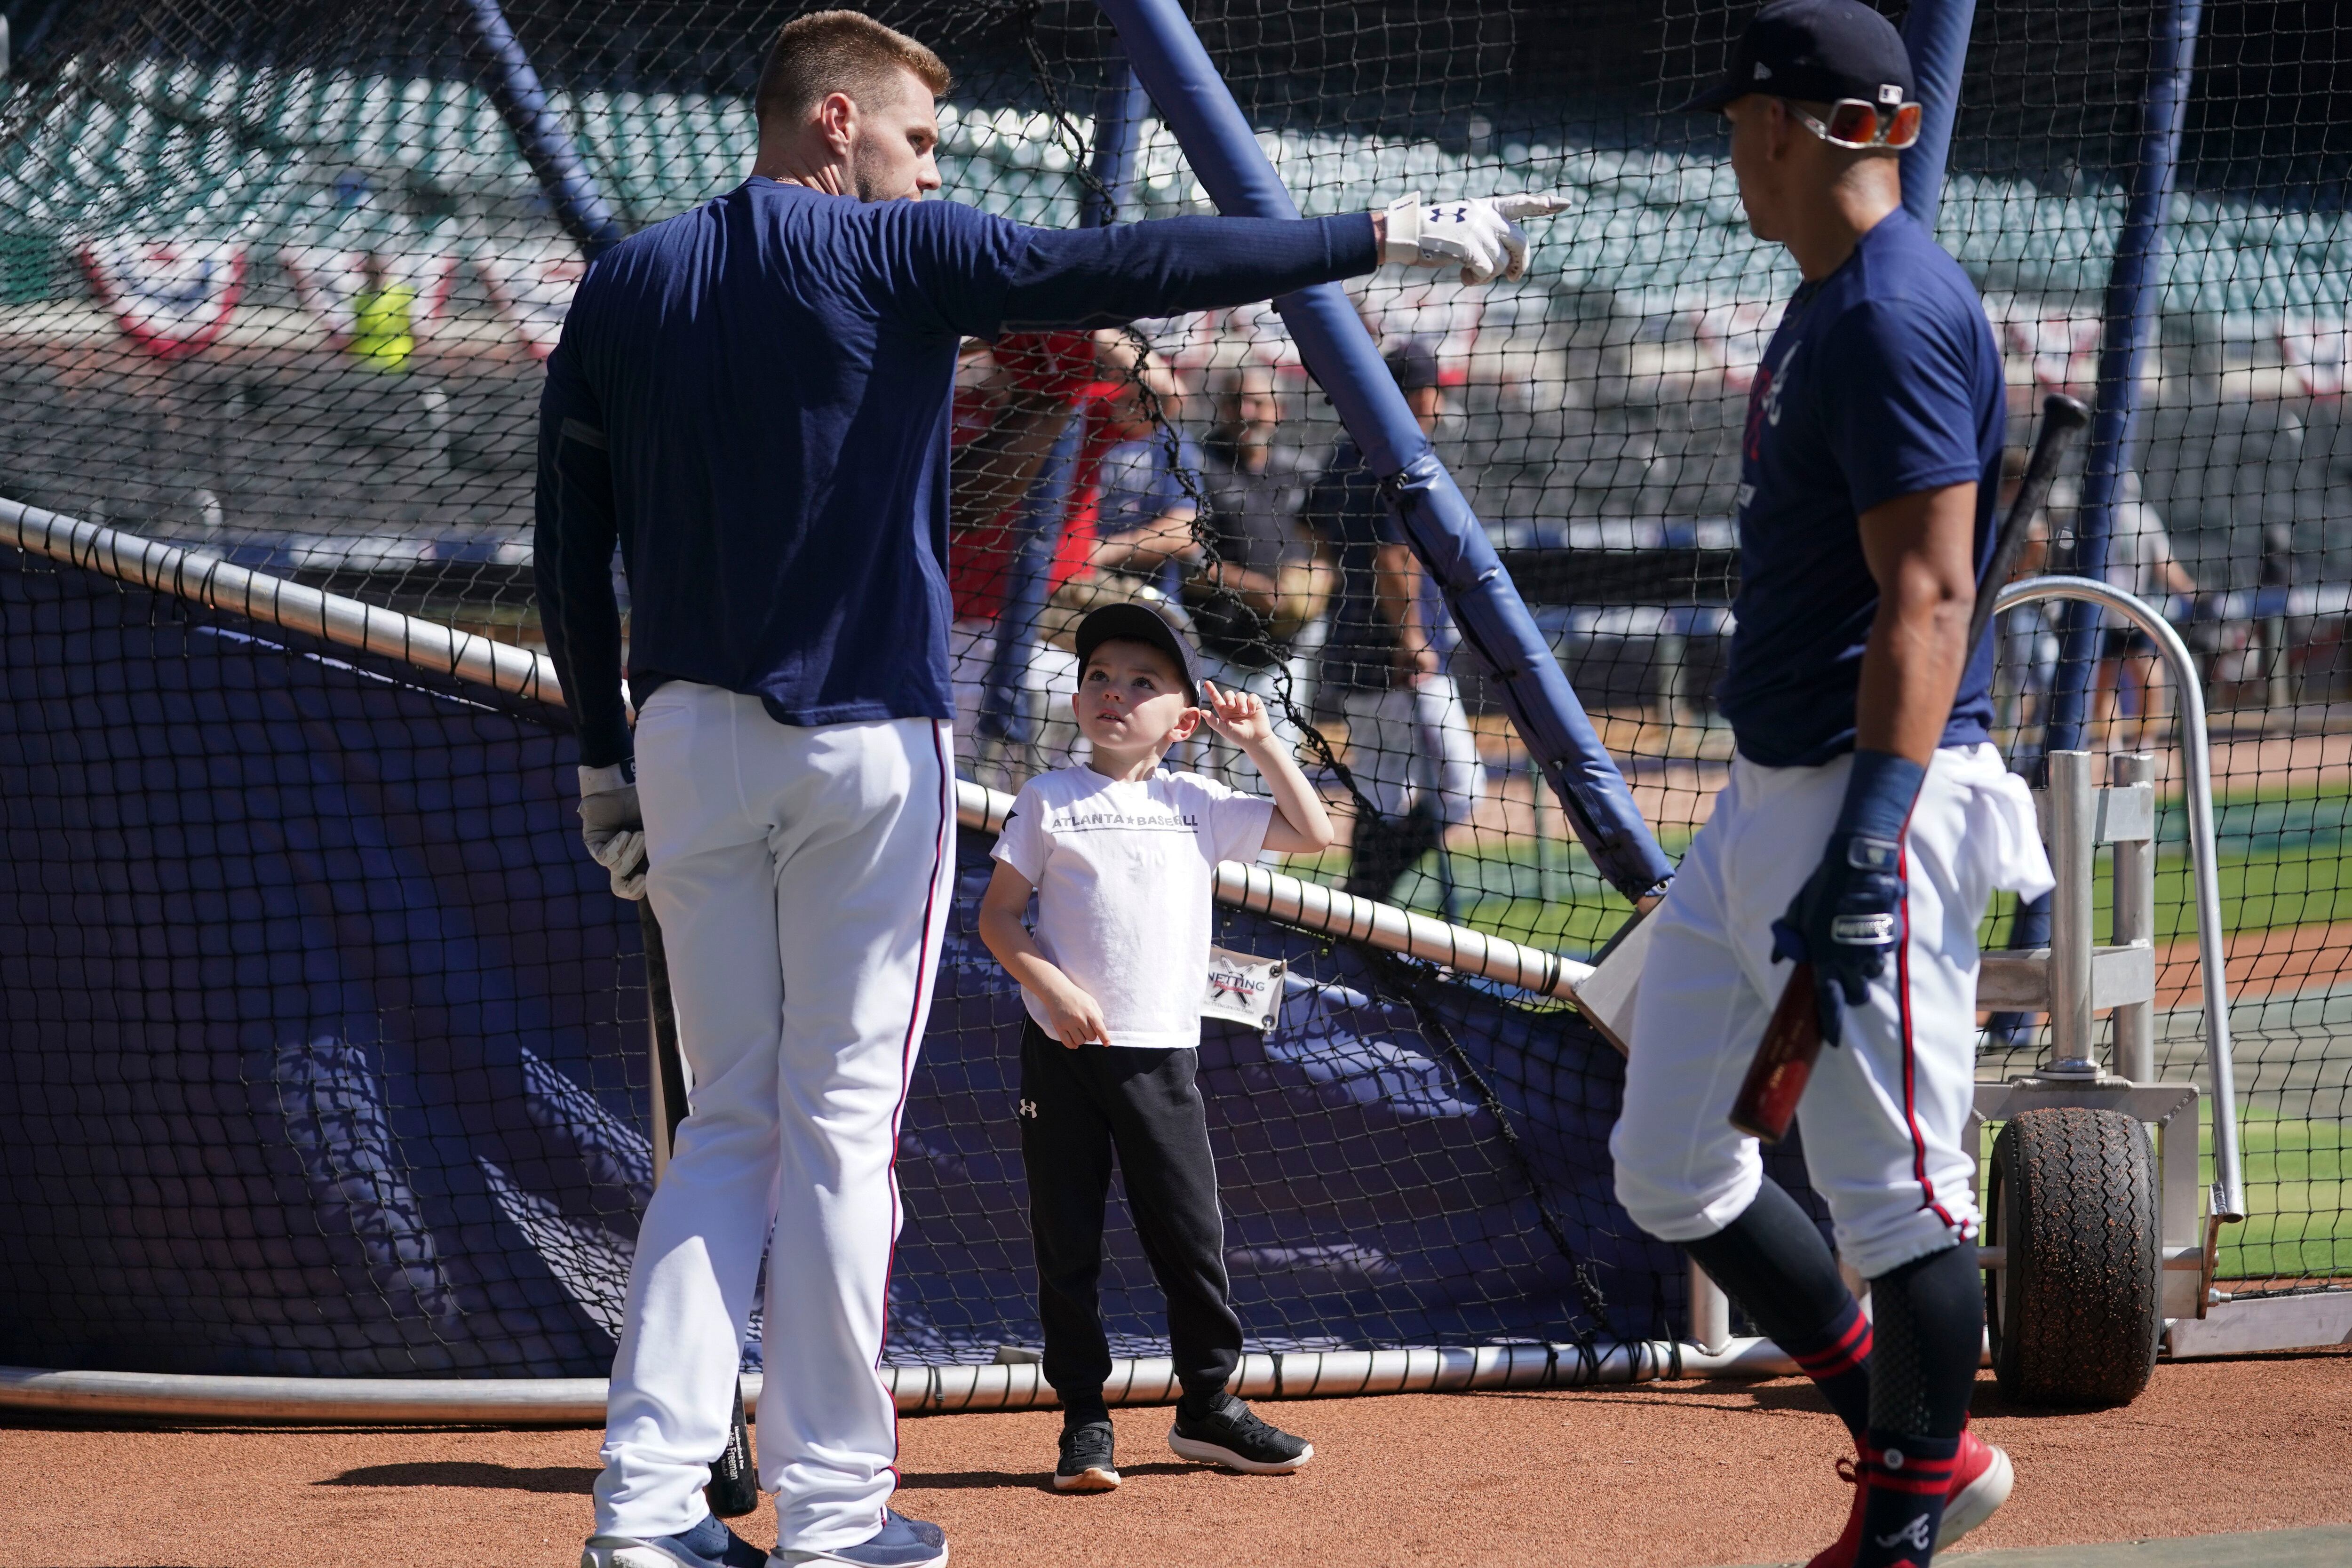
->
xmin=6 ymin=0 xmax=2352 ymax=1424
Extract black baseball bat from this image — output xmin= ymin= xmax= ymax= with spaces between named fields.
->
xmin=1965 ymin=392 xmax=2090 ymax=655
xmin=1728 ymin=394 xmax=2093 ymax=1144
xmin=638 ymin=900 xmax=761 ymax=1520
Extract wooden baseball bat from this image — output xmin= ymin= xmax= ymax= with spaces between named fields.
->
xmin=1725 ymin=395 xmax=2090 ymax=1143
xmin=639 ymin=900 xmax=761 ymax=1520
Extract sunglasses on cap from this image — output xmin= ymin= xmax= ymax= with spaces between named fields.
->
xmin=1785 ymin=97 xmax=1923 ymax=150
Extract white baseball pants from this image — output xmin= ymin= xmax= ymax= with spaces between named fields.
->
xmin=594 ymin=685 xmax=955 ymax=1552
xmin=1340 ymin=675 xmax=1484 ymax=829
xmin=1609 ymin=744 xmax=2053 ymax=1280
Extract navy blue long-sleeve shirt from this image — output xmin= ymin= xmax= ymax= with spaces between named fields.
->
xmin=534 ymin=177 xmax=1379 ymax=767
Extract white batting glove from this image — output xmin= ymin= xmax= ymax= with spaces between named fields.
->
xmin=1378 ymin=191 xmax=1571 ymax=284
xmin=577 ymin=762 xmax=648 ymax=901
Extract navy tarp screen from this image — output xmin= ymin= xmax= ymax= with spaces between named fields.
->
xmin=0 ymin=545 xmax=1793 ymax=1377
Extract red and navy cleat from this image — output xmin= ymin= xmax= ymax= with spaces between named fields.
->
xmin=1804 ymin=1428 xmax=2014 ymax=1568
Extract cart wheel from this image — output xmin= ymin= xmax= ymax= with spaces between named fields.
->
xmin=1985 ymin=1106 xmax=2162 ymax=1406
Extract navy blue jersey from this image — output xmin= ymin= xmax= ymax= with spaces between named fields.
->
xmin=1716 ymin=208 xmax=2005 ymax=767
xmin=535 ymin=179 xmax=1376 ymax=766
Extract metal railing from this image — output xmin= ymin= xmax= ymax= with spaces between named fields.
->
xmin=1992 ymin=574 xmax=2245 ymax=1223
xmin=0 ymin=493 xmax=1602 ymax=1010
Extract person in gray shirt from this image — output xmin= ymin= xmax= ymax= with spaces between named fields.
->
xmin=1186 ymin=361 xmax=1326 ymax=789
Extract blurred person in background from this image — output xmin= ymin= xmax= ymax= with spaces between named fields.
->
xmin=946 ymin=331 xmax=1105 ymax=777
xmin=1185 ymin=360 xmax=1327 ymax=791
xmin=1302 ymin=338 xmax=1484 ymax=903
xmin=2092 ymin=469 xmax=2197 ymax=751
xmin=1991 ymin=445 xmax=2057 ymax=739
xmin=1088 ymin=370 xmax=1206 ymax=591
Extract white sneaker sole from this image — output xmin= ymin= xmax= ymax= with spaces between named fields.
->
xmin=767 ymin=1544 xmax=948 ymax=1568
xmin=1937 ymin=1443 xmax=2014 ymax=1548
xmin=1166 ymin=1429 xmax=1315 ymax=1474
xmin=584 ymin=1539 xmax=709 ymax=1568
xmin=1052 ymin=1465 xmax=1121 ymax=1492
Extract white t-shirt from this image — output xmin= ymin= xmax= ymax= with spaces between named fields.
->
xmin=991 ymin=765 xmax=1274 ymax=1052
xmin=2102 ymin=498 xmax=2178 ymax=601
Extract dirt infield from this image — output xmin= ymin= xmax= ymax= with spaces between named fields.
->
xmin=2 ymin=1352 xmax=2346 ymax=1568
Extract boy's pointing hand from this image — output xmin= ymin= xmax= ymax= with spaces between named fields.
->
xmin=1199 ymin=680 xmax=1273 ymax=748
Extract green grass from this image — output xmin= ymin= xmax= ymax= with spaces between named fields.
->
xmin=1972 ymin=1109 xmax=2352 ymax=1284
xmin=2214 ymin=1110 xmax=2352 ymax=1282
xmin=1293 ymin=775 xmax=2352 ymax=958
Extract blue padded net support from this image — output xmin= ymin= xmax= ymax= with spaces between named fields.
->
xmin=0 ymin=543 xmax=1842 ymax=1376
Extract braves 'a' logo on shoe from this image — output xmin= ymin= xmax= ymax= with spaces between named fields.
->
xmin=1017 ymin=1098 xmax=1038 ymax=1119
xmin=1873 ymin=1514 xmax=1933 ymax=1552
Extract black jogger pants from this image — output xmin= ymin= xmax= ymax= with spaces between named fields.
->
xmin=1017 ymin=1017 xmax=1242 ymax=1414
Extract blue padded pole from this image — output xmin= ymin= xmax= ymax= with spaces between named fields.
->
xmin=1094 ymin=0 xmax=1673 ymax=898
xmin=1898 ymin=0 xmax=1979 ymax=236
xmin=975 ymin=59 xmax=1147 ymax=748
xmin=2046 ymin=0 xmax=2204 ymax=754
xmin=455 ymin=0 xmax=626 ymax=259
xmin=975 ymin=419 xmax=1081 ymax=747
xmin=1082 ymin=61 xmax=1150 ymax=229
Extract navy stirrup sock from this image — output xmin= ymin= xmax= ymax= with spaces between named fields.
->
xmin=1680 ymin=1178 xmax=1872 ymax=1440
xmin=1853 ymin=1242 xmax=1984 ymax=1565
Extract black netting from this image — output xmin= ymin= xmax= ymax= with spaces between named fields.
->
xmin=1 ymin=0 xmax=2348 ymax=1373
xmin=0 ymin=541 xmax=1706 ymax=1374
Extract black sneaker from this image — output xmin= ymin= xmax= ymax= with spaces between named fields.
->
xmin=1167 ymin=1392 xmax=1313 ymax=1474
xmin=1054 ymin=1418 xmax=1120 ymax=1492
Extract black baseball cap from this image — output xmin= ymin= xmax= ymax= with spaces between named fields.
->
xmin=1074 ymin=602 xmax=1203 ymax=705
xmin=1679 ymin=0 xmax=1916 ymax=115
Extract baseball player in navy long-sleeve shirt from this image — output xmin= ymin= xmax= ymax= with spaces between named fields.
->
xmin=539 ymin=14 xmax=1550 ymax=1568
xmin=1605 ymin=6 xmax=2055 ymax=1568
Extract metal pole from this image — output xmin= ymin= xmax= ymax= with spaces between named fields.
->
xmin=1092 ymin=0 xmax=1673 ymax=900
xmin=975 ymin=56 xmax=1147 ymax=770
xmin=2044 ymin=749 xmax=2099 ymax=1078
xmin=1897 ymin=0 xmax=1980 ymax=237
xmin=2110 ymin=751 xmax=2157 ymax=1082
xmin=0 ymin=493 xmax=1612 ymax=1006
xmin=453 ymin=0 xmax=627 ymax=259
xmin=1996 ymin=575 xmax=2243 ymax=1221
xmin=2045 ymin=0 xmax=2205 ymax=754
xmin=1687 ymin=1259 xmax=1732 ymax=1356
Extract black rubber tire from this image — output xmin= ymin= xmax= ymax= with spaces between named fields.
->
xmin=1985 ymin=1106 xmax=2162 ymax=1406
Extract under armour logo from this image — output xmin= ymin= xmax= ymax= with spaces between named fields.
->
xmin=1874 ymin=1513 xmax=1934 ymax=1552
xmin=1018 ymin=1098 xmax=1038 ymax=1120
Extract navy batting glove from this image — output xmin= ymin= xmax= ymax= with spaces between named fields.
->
xmin=1768 ymin=750 xmax=1926 ymax=1048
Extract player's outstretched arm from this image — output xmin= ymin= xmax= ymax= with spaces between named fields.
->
xmin=981 ymin=192 xmax=1569 ymax=335
xmin=977 ymin=861 xmax=1114 ymax=1048
xmin=1199 ymin=683 xmax=1335 ymax=856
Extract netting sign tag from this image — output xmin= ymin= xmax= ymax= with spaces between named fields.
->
xmin=1203 ymin=947 xmax=1285 ymax=1033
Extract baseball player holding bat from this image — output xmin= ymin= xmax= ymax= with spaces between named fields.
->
xmin=1606 ymin=4 xmax=2054 ymax=1566
xmin=536 ymin=12 xmax=1564 ymax=1568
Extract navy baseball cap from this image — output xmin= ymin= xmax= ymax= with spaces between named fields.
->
xmin=1075 ymin=602 xmax=1203 ymax=705
xmin=1383 ymin=337 xmax=1441 ymax=393
xmin=1679 ymin=0 xmax=1916 ymax=115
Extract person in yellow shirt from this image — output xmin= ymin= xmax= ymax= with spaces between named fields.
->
xmin=350 ymin=253 xmax=414 ymax=374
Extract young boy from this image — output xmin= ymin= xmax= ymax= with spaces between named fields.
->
xmin=977 ymin=603 xmax=1336 ymax=1493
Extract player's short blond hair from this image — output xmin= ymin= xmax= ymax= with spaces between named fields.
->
xmin=755 ymin=11 xmax=951 ymax=130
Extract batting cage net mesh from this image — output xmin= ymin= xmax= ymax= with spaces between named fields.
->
xmin=0 ymin=0 xmax=2345 ymax=1378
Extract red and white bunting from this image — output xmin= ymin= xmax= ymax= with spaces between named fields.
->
xmin=2000 ymin=307 xmax=2104 ymax=395
xmin=280 ymin=247 xmax=460 ymax=348
xmin=1363 ymin=279 xmax=1485 ymax=385
xmin=477 ymin=242 xmax=586 ymax=360
xmin=1690 ymin=300 xmax=1784 ymax=392
xmin=76 ymin=239 xmax=245 ymax=359
xmin=2280 ymin=316 xmax=2351 ymax=399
